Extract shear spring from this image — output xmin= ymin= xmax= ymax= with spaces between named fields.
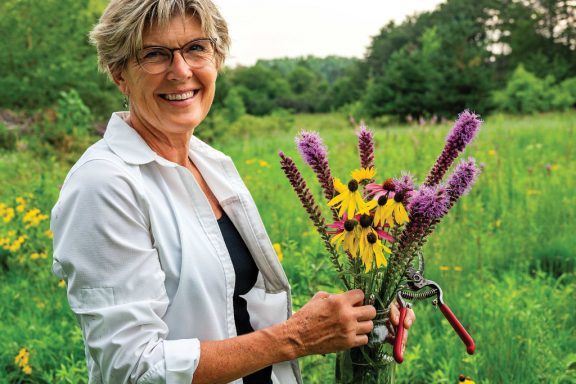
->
xmin=399 ymin=288 xmax=438 ymax=301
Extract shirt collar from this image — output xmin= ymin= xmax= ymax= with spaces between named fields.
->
xmin=103 ymin=111 xmax=228 ymax=166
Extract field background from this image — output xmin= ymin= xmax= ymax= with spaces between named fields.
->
xmin=0 ymin=111 xmax=574 ymax=383
xmin=1 ymin=0 xmax=576 ymax=382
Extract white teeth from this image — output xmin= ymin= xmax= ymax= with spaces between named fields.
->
xmin=164 ymin=91 xmax=195 ymax=101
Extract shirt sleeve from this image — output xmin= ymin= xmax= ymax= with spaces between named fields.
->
xmin=51 ymin=159 xmax=200 ymax=384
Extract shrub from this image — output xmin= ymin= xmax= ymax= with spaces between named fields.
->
xmin=0 ymin=123 xmax=18 ymax=151
xmin=493 ymin=65 xmax=575 ymax=113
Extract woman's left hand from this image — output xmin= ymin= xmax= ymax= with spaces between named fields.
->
xmin=389 ymin=303 xmax=416 ymax=354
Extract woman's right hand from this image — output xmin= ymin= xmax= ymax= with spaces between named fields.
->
xmin=284 ymin=289 xmax=376 ymax=357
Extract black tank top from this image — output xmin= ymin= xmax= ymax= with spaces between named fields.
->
xmin=217 ymin=212 xmax=273 ymax=384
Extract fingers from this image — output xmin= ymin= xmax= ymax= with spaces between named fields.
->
xmin=389 ymin=303 xmax=416 ymax=329
xmin=356 ymin=320 xmax=374 ymax=335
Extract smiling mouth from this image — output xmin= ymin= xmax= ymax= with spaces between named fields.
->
xmin=160 ymin=90 xmax=198 ymax=101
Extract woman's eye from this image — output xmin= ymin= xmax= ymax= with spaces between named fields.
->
xmin=142 ymin=49 xmax=169 ymax=61
xmin=186 ymin=43 xmax=206 ymax=53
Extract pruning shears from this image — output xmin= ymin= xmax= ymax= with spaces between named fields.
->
xmin=393 ymin=253 xmax=475 ymax=363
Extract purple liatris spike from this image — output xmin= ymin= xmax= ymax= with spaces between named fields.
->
xmin=407 ymin=184 xmax=450 ymax=221
xmin=295 ymin=131 xmax=335 ymax=203
xmin=447 ymin=157 xmax=481 ymax=204
xmin=394 ymin=172 xmax=415 ymax=194
xmin=356 ymin=123 xmax=375 ymax=171
xmin=278 ymin=151 xmax=350 ymax=289
xmin=425 ymin=110 xmax=482 ymax=186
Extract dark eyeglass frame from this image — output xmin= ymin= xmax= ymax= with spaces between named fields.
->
xmin=136 ymin=37 xmax=217 ymax=74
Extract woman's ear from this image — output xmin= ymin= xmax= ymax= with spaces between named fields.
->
xmin=110 ymin=66 xmax=129 ymax=96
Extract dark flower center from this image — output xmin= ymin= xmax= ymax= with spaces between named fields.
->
xmin=394 ymin=190 xmax=405 ymax=203
xmin=367 ymin=232 xmax=377 ymax=244
xmin=383 ymin=178 xmax=395 ymax=191
xmin=378 ymin=195 xmax=388 ymax=206
xmin=359 ymin=214 xmax=373 ymax=228
xmin=344 ymin=219 xmax=358 ymax=232
xmin=347 ymin=179 xmax=358 ymax=192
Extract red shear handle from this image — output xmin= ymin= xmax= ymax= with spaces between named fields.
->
xmin=393 ymin=306 xmax=408 ymax=363
xmin=439 ymin=303 xmax=475 ymax=354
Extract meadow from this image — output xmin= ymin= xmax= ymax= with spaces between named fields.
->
xmin=0 ymin=111 xmax=574 ymax=383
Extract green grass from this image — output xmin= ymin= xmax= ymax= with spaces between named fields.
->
xmin=0 ymin=111 xmax=574 ymax=383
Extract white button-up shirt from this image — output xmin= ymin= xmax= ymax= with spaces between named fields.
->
xmin=51 ymin=112 xmax=302 ymax=384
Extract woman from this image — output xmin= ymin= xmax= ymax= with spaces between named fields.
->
xmin=51 ymin=1 xmax=415 ymax=383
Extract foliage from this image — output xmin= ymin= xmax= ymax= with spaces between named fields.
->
xmin=0 ymin=123 xmax=18 ymax=151
xmin=0 ymin=111 xmax=575 ymax=382
xmin=0 ymin=0 xmax=118 ymax=118
xmin=493 ymin=65 xmax=575 ymax=113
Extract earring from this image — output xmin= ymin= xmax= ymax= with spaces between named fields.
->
xmin=123 ymin=96 xmax=129 ymax=110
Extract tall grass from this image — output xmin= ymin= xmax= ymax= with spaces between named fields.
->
xmin=0 ymin=111 xmax=574 ymax=383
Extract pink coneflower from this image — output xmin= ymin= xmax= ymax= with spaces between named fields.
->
xmin=365 ymin=178 xmax=396 ymax=200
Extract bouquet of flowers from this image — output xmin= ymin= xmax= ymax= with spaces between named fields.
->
xmin=278 ymin=110 xmax=482 ymax=383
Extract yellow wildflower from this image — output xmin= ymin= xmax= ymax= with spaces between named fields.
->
xmin=454 ymin=266 xmax=463 ymax=272
xmin=22 ymin=208 xmax=49 ymax=228
xmin=439 ymin=265 xmax=450 ymax=271
xmin=15 ymin=348 xmax=29 ymax=368
xmin=45 ymin=229 xmax=54 ymax=239
xmin=359 ymin=232 xmax=390 ymax=272
xmin=330 ymin=219 xmax=360 ymax=257
xmin=245 ymin=159 xmax=256 ymax=165
xmin=351 ymin=167 xmax=375 ymax=182
xmin=487 ymin=149 xmax=496 ymax=156
xmin=58 ymin=279 xmax=66 ymax=288
xmin=3 ymin=207 xmax=15 ymax=223
xmin=328 ymin=177 xmax=371 ymax=219
xmin=16 ymin=197 xmax=27 ymax=213
xmin=22 ymin=365 xmax=32 ymax=375
xmin=374 ymin=195 xmax=409 ymax=228
xmin=259 ymin=160 xmax=270 ymax=168
xmin=273 ymin=243 xmax=284 ymax=262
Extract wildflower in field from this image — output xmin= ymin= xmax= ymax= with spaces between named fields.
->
xmin=58 ymin=279 xmax=66 ymax=288
xmin=45 ymin=229 xmax=53 ymax=239
xmin=22 ymin=208 xmax=49 ymax=228
xmin=15 ymin=348 xmax=29 ymax=367
xmin=16 ymin=197 xmax=27 ymax=213
xmin=31 ymin=252 xmax=48 ymax=260
xmin=259 ymin=160 xmax=270 ymax=168
xmin=439 ymin=265 xmax=450 ymax=271
xmin=329 ymin=217 xmax=361 ymax=257
xmin=273 ymin=243 xmax=284 ymax=262
xmin=360 ymin=232 xmax=390 ymax=272
xmin=487 ymin=149 xmax=497 ymax=156
xmin=8 ymin=235 xmax=27 ymax=252
xmin=2 ymin=206 xmax=15 ymax=223
xmin=453 ymin=266 xmax=463 ymax=272
xmin=245 ymin=159 xmax=256 ymax=165
xmin=22 ymin=365 xmax=32 ymax=375
xmin=329 ymin=169 xmax=375 ymax=219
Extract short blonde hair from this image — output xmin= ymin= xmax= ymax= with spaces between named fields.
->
xmin=90 ymin=0 xmax=230 ymax=77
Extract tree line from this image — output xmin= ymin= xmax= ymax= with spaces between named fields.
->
xmin=1 ymin=0 xmax=575 ymax=127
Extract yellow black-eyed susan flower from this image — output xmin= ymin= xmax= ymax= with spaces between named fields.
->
xmin=330 ymin=218 xmax=360 ymax=257
xmin=328 ymin=169 xmax=376 ymax=219
xmin=360 ymin=232 xmax=391 ymax=272
xmin=375 ymin=192 xmax=409 ymax=228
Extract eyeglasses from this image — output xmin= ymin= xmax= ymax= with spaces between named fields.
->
xmin=136 ymin=38 xmax=217 ymax=74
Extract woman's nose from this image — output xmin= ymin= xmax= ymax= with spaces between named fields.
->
xmin=167 ymin=50 xmax=193 ymax=79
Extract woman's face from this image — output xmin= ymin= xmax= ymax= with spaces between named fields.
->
xmin=113 ymin=15 xmax=217 ymax=137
